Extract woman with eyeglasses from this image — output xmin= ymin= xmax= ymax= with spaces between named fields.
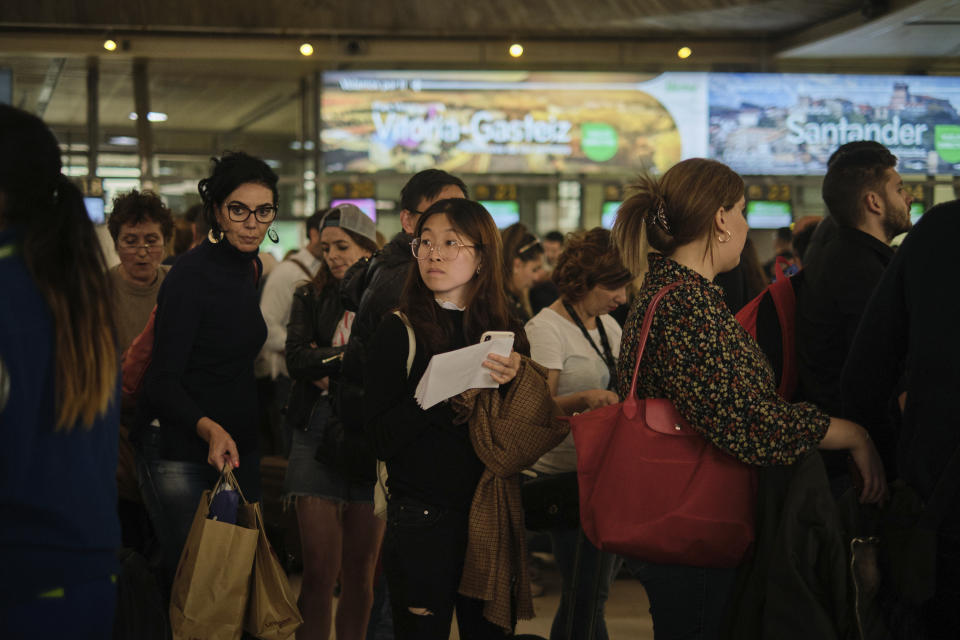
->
xmin=142 ymin=151 xmax=279 ymax=584
xmin=107 ymin=189 xmax=174 ymax=355
xmin=500 ymin=223 xmax=545 ymax=323
xmin=105 ymin=189 xmax=174 ymax=551
xmin=364 ymin=198 xmax=528 ymax=639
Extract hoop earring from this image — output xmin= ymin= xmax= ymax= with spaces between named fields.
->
xmin=718 ymin=229 xmax=732 ymax=243
xmin=475 ymin=264 xmax=482 ymax=275
xmin=267 ymin=225 xmax=279 ymax=243
xmin=208 ymin=229 xmax=223 ymax=244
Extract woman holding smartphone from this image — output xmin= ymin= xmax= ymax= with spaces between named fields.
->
xmin=363 ymin=198 xmax=525 ymax=639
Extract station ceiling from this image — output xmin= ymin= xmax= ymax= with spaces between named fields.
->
xmin=1 ymin=0 xmax=958 ymax=177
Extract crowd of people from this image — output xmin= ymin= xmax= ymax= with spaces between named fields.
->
xmin=2 ymin=101 xmax=958 ymax=640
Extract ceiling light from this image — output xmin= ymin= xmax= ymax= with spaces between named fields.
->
xmin=103 ymin=39 xmax=118 ymax=52
xmin=108 ymin=136 xmax=138 ymax=146
xmin=509 ymin=43 xmax=524 ymax=58
xmin=300 ymin=43 xmax=314 ymax=56
xmin=677 ymin=46 xmax=692 ymax=59
xmin=128 ymin=111 xmax=168 ymax=122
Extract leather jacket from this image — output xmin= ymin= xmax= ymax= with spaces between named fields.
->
xmin=284 ymin=281 xmax=346 ymax=431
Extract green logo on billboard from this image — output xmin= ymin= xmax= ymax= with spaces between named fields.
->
xmin=581 ymin=123 xmax=619 ymax=162
xmin=935 ymin=125 xmax=960 ymax=164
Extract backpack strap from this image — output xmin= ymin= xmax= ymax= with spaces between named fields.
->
xmin=289 ymin=258 xmax=314 ymax=280
xmin=767 ymin=261 xmax=798 ymax=399
xmin=393 ymin=311 xmax=416 ymax=377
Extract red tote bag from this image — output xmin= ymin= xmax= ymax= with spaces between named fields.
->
xmin=570 ymin=282 xmax=757 ymax=568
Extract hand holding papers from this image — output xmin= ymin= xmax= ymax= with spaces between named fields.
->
xmin=415 ymin=336 xmax=514 ymax=409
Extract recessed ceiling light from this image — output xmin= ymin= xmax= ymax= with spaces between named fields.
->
xmin=300 ymin=43 xmax=314 ymax=56
xmin=128 ymin=111 xmax=168 ymax=122
xmin=103 ymin=39 xmax=118 ymax=52
xmin=509 ymin=43 xmax=524 ymax=58
xmin=677 ymin=46 xmax=692 ymax=59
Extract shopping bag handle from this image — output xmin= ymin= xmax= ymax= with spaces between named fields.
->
xmin=212 ymin=464 xmax=250 ymax=505
xmin=624 ymin=281 xmax=681 ymax=420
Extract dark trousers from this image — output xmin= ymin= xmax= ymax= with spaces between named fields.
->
xmin=625 ymin=559 xmax=737 ymax=640
xmin=382 ymin=496 xmax=510 ymax=640
xmin=548 ymin=527 xmax=620 ymax=640
xmin=925 ymin=529 xmax=960 ymax=636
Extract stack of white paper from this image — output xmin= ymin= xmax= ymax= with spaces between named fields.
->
xmin=414 ymin=337 xmax=514 ymax=409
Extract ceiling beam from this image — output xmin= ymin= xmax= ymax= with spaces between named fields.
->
xmin=34 ymin=57 xmax=65 ymax=117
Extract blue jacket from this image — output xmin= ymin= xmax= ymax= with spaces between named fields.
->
xmin=0 ymin=228 xmax=120 ymax=601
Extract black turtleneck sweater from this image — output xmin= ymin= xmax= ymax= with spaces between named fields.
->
xmin=363 ymin=308 xmax=484 ymax=511
xmin=144 ymin=238 xmax=266 ymax=465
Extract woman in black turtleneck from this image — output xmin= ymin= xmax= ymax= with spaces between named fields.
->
xmin=364 ymin=199 xmax=527 ymax=640
xmin=143 ymin=151 xmax=278 ymax=581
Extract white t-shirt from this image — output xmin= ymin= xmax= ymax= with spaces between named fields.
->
xmin=525 ymin=307 xmax=622 ymax=473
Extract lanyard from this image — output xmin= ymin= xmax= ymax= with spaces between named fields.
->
xmin=562 ymin=301 xmax=618 ymax=391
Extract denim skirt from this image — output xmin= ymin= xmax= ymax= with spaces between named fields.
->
xmin=283 ymin=396 xmax=374 ymax=505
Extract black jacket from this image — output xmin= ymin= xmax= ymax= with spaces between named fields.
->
xmin=723 ymin=452 xmax=852 ymax=640
xmin=284 ymin=282 xmax=346 ymax=432
xmin=797 ymin=226 xmax=893 ymax=417
xmin=336 ymin=231 xmax=415 ymax=480
xmin=842 ymin=201 xmax=960 ymax=529
xmin=338 ymin=232 xmax=414 ymax=430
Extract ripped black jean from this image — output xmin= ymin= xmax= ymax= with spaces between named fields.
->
xmin=382 ymin=496 xmax=510 ymax=640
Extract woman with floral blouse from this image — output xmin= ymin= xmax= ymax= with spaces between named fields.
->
xmin=610 ymin=158 xmax=887 ymax=640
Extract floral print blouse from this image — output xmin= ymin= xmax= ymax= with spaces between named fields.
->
xmin=617 ymin=253 xmax=829 ymax=466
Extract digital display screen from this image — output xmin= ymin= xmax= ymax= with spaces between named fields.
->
xmin=330 ymin=198 xmax=377 ymax=222
xmin=910 ymin=201 xmax=924 ymax=225
xmin=601 ymin=201 xmax=622 ymax=229
xmin=479 ymin=200 xmax=520 ymax=228
xmin=84 ymin=197 xmax=105 ymax=224
xmin=746 ymin=200 xmax=793 ymax=229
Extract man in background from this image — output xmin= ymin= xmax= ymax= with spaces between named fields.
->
xmin=796 ymin=142 xmax=912 ymax=483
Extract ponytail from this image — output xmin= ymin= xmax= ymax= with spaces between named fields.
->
xmin=19 ymin=177 xmax=119 ymax=430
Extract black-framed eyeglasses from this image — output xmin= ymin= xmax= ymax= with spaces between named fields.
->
xmin=118 ymin=239 xmax=164 ymax=254
xmin=410 ymin=237 xmax=478 ymax=261
xmin=226 ymin=202 xmax=278 ymax=223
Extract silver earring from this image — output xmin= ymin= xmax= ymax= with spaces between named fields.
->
xmin=718 ymin=229 xmax=732 ymax=243
xmin=267 ymin=225 xmax=279 ymax=243
xmin=476 ymin=264 xmax=482 ymax=275
xmin=208 ymin=229 xmax=223 ymax=243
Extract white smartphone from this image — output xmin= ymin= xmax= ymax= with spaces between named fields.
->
xmin=480 ymin=330 xmax=514 ymax=343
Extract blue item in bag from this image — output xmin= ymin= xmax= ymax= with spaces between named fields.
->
xmin=208 ymin=481 xmax=239 ymax=524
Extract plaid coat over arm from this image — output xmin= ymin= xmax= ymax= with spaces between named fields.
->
xmin=450 ymin=356 xmax=569 ymax=631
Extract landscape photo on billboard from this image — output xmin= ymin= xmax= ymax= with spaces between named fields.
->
xmin=708 ymin=73 xmax=960 ymax=175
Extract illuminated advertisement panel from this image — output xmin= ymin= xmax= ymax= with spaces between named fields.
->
xmin=322 ymin=71 xmax=709 ymax=175
xmin=709 ymin=73 xmax=960 ymax=175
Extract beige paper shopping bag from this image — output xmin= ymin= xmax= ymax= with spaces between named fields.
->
xmin=169 ymin=471 xmax=258 ymax=640
xmin=242 ymin=502 xmax=302 ymax=640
